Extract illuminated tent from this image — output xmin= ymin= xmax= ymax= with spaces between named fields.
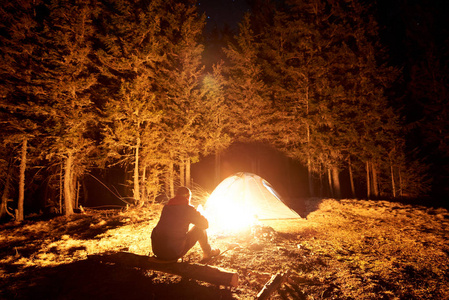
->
xmin=203 ymin=172 xmax=300 ymax=232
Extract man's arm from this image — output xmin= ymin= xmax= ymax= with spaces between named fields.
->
xmin=189 ymin=206 xmax=209 ymax=229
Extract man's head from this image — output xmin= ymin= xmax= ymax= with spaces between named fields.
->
xmin=176 ymin=186 xmax=191 ymax=200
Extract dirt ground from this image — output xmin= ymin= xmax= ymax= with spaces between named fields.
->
xmin=1 ymin=198 xmax=448 ymax=299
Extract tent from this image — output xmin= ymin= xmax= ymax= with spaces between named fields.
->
xmin=204 ymin=173 xmax=300 ymax=230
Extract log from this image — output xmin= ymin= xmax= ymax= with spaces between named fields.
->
xmin=89 ymin=252 xmax=238 ymax=287
xmin=256 ymin=272 xmax=288 ymax=300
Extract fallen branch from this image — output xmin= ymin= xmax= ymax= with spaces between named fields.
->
xmin=89 ymin=251 xmax=238 ymax=287
xmin=256 ymin=272 xmax=288 ymax=300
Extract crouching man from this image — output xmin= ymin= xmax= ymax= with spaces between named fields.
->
xmin=151 ymin=186 xmax=219 ymax=262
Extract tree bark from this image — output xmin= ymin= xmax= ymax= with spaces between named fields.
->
xmin=168 ymin=161 xmax=174 ymax=198
xmin=307 ymin=158 xmax=314 ymax=197
xmin=91 ymin=252 xmax=238 ymax=287
xmin=17 ymin=138 xmax=27 ymax=221
xmin=186 ymin=157 xmax=191 ymax=188
xmin=366 ymin=161 xmax=371 ymax=199
xmin=215 ymin=150 xmax=221 ymax=186
xmin=327 ymin=168 xmax=333 ymax=198
xmin=75 ymin=180 xmax=79 ymax=209
xmin=141 ymin=165 xmax=147 ymax=204
xmin=372 ymin=162 xmax=379 ymax=198
xmin=59 ymin=162 xmax=63 ymax=214
xmin=257 ymin=272 xmax=288 ymax=300
xmin=390 ymin=163 xmax=396 ymax=198
xmin=1 ymin=165 xmax=12 ymax=219
xmin=319 ymin=171 xmax=324 ymax=197
xmin=180 ymin=158 xmax=185 ymax=187
xmin=133 ymin=136 xmax=141 ymax=204
xmin=332 ymin=167 xmax=341 ymax=199
xmin=64 ymin=151 xmax=74 ymax=215
xmin=306 ymin=123 xmax=314 ymax=197
xmin=348 ymin=158 xmax=355 ymax=198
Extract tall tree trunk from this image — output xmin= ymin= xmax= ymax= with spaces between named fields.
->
xmin=305 ymin=87 xmax=315 ymax=198
xmin=164 ymin=166 xmax=169 ymax=198
xmin=17 ymin=138 xmax=27 ymax=221
xmin=327 ymin=168 xmax=334 ymax=198
xmin=332 ymin=167 xmax=341 ymax=199
xmin=307 ymin=125 xmax=314 ymax=197
xmin=319 ymin=171 xmax=324 ymax=197
xmin=180 ymin=159 xmax=185 ymax=187
xmin=399 ymin=168 xmax=403 ymax=197
xmin=133 ymin=137 xmax=141 ymax=204
xmin=59 ymin=162 xmax=63 ymax=214
xmin=64 ymin=151 xmax=74 ymax=215
xmin=372 ymin=162 xmax=379 ymax=198
xmin=82 ymin=179 xmax=89 ymax=207
xmin=348 ymin=158 xmax=355 ymax=198
xmin=168 ymin=161 xmax=174 ymax=198
xmin=75 ymin=180 xmax=80 ymax=209
xmin=366 ymin=161 xmax=371 ymax=199
xmin=141 ymin=165 xmax=147 ymax=204
xmin=390 ymin=163 xmax=396 ymax=198
xmin=1 ymin=165 xmax=13 ymax=219
xmin=215 ymin=150 xmax=221 ymax=185
xmin=307 ymin=159 xmax=314 ymax=197
xmin=186 ymin=157 xmax=191 ymax=188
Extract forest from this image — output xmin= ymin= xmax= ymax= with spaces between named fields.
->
xmin=1 ymin=0 xmax=448 ymax=222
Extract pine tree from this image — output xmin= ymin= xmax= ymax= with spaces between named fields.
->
xmin=223 ymin=14 xmax=276 ymax=143
xmin=258 ymin=5 xmax=331 ymax=196
xmin=37 ymin=0 xmax=99 ymax=215
xmin=257 ymin=0 xmax=402 ymax=198
xmin=256 ymin=0 xmax=343 ymax=196
xmin=0 ymin=145 xmax=12 ymax=219
xmin=200 ymin=63 xmax=232 ymax=184
xmin=0 ymin=0 xmax=44 ymax=220
xmin=154 ymin=0 xmax=208 ymax=195
xmin=97 ymin=0 xmax=165 ymax=204
xmin=102 ymin=79 xmax=162 ymax=204
xmin=329 ymin=0 xmax=400 ymax=198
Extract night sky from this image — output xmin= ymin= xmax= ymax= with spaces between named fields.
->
xmin=197 ymin=0 xmax=250 ymax=31
xmin=196 ymin=0 xmax=449 ymax=63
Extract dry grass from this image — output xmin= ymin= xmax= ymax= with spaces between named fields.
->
xmin=0 ymin=199 xmax=448 ymax=299
xmin=270 ymin=199 xmax=449 ymax=299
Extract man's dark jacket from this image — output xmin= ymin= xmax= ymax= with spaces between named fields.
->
xmin=151 ymin=195 xmax=208 ymax=260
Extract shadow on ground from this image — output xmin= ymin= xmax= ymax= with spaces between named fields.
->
xmin=0 ymin=256 xmax=235 ymax=300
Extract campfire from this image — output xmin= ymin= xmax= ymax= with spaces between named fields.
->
xmin=200 ymin=172 xmax=300 ymax=235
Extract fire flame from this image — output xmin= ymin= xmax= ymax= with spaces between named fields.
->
xmin=200 ymin=172 xmax=300 ymax=234
xmin=200 ymin=185 xmax=259 ymax=234
xmin=199 ymin=201 xmax=257 ymax=234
